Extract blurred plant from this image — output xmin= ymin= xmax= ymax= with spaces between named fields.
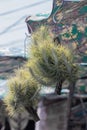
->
xmin=28 ymin=25 xmax=53 ymax=57
xmin=31 ymin=25 xmax=52 ymax=45
xmin=27 ymin=27 xmax=79 ymax=94
xmin=4 ymin=68 xmax=40 ymax=122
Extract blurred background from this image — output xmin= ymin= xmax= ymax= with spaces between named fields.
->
xmin=0 ymin=0 xmax=52 ymax=56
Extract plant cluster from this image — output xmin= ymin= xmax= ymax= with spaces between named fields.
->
xmin=3 ymin=25 xmax=79 ymax=122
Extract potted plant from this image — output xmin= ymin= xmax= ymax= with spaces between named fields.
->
xmin=25 ymin=26 xmax=79 ymax=130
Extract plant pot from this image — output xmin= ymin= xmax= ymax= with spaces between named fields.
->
xmin=35 ymin=93 xmax=68 ymax=130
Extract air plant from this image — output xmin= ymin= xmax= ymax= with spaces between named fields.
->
xmin=4 ymin=68 xmax=40 ymax=122
xmin=27 ymin=38 xmax=78 ymax=94
xmin=28 ymin=25 xmax=53 ymax=57
xmin=31 ymin=25 xmax=52 ymax=45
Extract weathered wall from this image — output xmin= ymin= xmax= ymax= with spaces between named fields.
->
xmin=26 ymin=0 xmax=87 ymax=62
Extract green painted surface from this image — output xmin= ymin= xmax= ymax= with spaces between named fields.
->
xmin=85 ymin=27 xmax=87 ymax=36
xmin=27 ymin=0 xmax=87 ymax=61
xmin=72 ymin=25 xmax=78 ymax=35
xmin=51 ymin=6 xmax=59 ymax=15
xmin=82 ymin=56 xmax=87 ymax=62
xmin=63 ymin=33 xmax=71 ymax=38
xmin=79 ymin=6 xmax=87 ymax=14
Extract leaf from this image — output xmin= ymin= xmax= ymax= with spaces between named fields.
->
xmin=51 ymin=48 xmax=58 ymax=66
xmin=29 ymin=67 xmax=54 ymax=86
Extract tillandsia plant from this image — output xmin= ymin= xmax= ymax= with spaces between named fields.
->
xmin=4 ymin=68 xmax=40 ymax=122
xmin=31 ymin=25 xmax=52 ymax=45
xmin=28 ymin=25 xmax=53 ymax=56
xmin=27 ymin=39 xmax=79 ymax=94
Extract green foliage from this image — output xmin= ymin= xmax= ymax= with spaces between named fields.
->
xmin=28 ymin=26 xmax=53 ymax=57
xmin=27 ymin=39 xmax=78 ymax=87
xmin=3 ymin=25 xmax=79 ymax=116
xmin=31 ymin=25 xmax=52 ymax=44
xmin=4 ymin=68 xmax=40 ymax=116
